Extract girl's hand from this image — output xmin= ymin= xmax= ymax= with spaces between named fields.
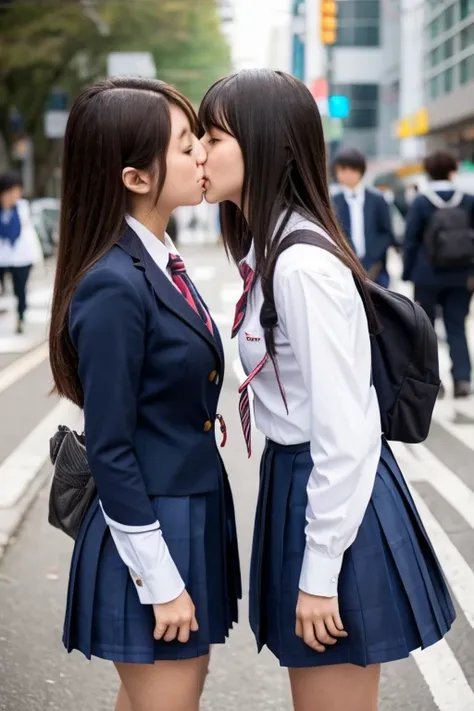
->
xmin=295 ymin=590 xmax=348 ymax=652
xmin=152 ymin=589 xmax=198 ymax=644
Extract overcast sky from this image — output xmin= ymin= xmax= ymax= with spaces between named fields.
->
xmin=231 ymin=0 xmax=290 ymax=68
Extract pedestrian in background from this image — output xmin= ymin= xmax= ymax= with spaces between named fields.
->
xmin=403 ymin=150 xmax=474 ymax=398
xmin=49 ymin=77 xmax=240 ymax=711
xmin=332 ymin=149 xmax=395 ymax=287
xmin=0 ymin=171 xmax=43 ymax=333
xmin=199 ymin=69 xmax=454 ymax=711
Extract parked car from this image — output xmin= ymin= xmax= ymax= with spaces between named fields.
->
xmin=30 ymin=198 xmax=60 ymax=258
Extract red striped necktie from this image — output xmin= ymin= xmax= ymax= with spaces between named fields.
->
xmin=232 ymin=261 xmax=285 ymax=457
xmin=168 ymin=254 xmax=213 ymax=334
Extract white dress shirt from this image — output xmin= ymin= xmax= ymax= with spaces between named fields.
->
xmin=343 ymin=185 xmax=366 ymax=259
xmin=100 ymin=214 xmax=185 ymax=605
xmin=0 ymin=200 xmax=43 ymax=268
xmin=238 ymin=212 xmax=382 ymax=598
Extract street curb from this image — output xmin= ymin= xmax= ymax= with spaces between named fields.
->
xmin=0 ymin=458 xmax=52 ymax=562
xmin=0 ymin=399 xmax=81 ymax=563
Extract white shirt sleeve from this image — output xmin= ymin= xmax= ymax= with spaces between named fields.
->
xmin=275 ymin=251 xmax=381 ymax=598
xmin=100 ymin=502 xmax=185 ymax=605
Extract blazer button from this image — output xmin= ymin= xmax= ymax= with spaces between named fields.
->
xmin=203 ymin=420 xmax=213 ymax=432
xmin=208 ymin=370 xmax=218 ymax=383
xmin=135 ymin=579 xmax=143 ymax=587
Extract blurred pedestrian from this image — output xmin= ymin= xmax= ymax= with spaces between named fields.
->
xmin=49 ymin=77 xmax=240 ymax=711
xmin=403 ymin=149 xmax=474 ymax=398
xmin=0 ymin=171 xmax=43 ymax=332
xmin=199 ymin=69 xmax=455 ymax=711
xmin=332 ymin=149 xmax=395 ymax=287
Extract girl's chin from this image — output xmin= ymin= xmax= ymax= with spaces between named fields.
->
xmin=202 ymin=186 xmax=216 ymax=204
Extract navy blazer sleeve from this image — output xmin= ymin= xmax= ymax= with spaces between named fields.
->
xmin=402 ymin=196 xmax=426 ymax=282
xmin=70 ymin=267 xmax=158 ymax=531
xmin=374 ymin=193 xmax=395 ymax=262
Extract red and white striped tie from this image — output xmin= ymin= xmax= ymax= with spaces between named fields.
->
xmin=232 ymin=262 xmax=269 ymax=457
xmin=168 ymin=254 xmax=213 ymax=334
xmin=232 ymin=261 xmax=288 ymax=457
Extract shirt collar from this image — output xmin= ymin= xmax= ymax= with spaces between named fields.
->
xmin=241 ymin=239 xmax=256 ymax=271
xmin=343 ymin=184 xmax=365 ymax=201
xmin=125 ymin=214 xmax=179 ymax=273
xmin=429 ymin=180 xmax=454 ymax=192
xmin=239 ymin=210 xmax=321 ymax=271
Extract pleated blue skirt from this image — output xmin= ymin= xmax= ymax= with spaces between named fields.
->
xmin=249 ymin=438 xmax=455 ymax=668
xmin=63 ymin=470 xmax=241 ymax=663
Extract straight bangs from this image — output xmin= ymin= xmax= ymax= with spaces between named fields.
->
xmin=198 ymin=75 xmax=237 ymax=136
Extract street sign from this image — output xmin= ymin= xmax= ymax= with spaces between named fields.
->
xmin=107 ymin=52 xmax=156 ymax=78
xmin=328 ymin=95 xmax=350 ymax=119
xmin=47 ymin=89 xmax=68 ymax=111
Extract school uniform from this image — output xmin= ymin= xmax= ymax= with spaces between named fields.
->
xmin=63 ymin=215 xmax=241 ymax=663
xmin=333 ymin=186 xmax=394 ymax=287
xmin=236 ymin=211 xmax=454 ymax=667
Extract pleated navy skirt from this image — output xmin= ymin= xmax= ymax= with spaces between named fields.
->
xmin=63 ymin=470 xmax=241 ymax=663
xmin=249 ymin=438 xmax=455 ymax=668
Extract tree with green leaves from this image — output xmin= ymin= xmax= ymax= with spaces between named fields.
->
xmin=0 ymin=0 xmax=230 ymax=194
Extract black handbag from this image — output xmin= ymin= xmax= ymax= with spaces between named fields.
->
xmin=48 ymin=425 xmax=96 ymax=540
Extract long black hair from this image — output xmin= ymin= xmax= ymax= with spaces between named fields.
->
xmin=199 ymin=69 xmax=376 ymax=357
xmin=50 ymin=77 xmax=199 ymax=407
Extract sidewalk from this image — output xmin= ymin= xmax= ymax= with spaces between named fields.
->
xmin=0 ymin=262 xmax=54 ymax=358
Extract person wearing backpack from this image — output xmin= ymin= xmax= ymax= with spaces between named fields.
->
xmin=199 ymin=69 xmax=454 ymax=711
xmin=403 ymin=150 xmax=474 ymax=398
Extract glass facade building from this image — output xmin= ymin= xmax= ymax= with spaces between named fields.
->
xmin=330 ymin=0 xmax=383 ymax=156
xmin=424 ymin=0 xmax=474 ymax=159
xmin=426 ymin=0 xmax=474 ymax=101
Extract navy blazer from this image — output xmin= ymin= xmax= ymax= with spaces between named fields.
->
xmin=332 ymin=189 xmax=394 ymax=273
xmin=403 ymin=190 xmax=474 ymax=287
xmin=69 ymin=226 xmax=226 ymax=529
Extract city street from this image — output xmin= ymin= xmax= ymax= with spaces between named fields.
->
xmin=0 ymin=243 xmax=474 ymax=711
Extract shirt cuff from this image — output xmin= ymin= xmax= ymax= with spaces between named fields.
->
xmin=298 ymin=545 xmax=344 ymax=598
xmin=129 ymin=556 xmax=186 ymax=605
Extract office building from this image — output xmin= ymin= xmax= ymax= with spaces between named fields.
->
xmin=323 ymin=0 xmax=386 ymax=157
xmin=423 ymin=0 xmax=474 ymax=159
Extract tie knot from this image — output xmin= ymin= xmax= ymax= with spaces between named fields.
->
xmin=168 ymin=253 xmax=186 ymax=275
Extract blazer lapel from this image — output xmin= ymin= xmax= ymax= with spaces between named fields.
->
xmin=336 ymin=194 xmax=353 ymax=247
xmin=118 ymin=227 xmax=224 ymax=370
xmin=363 ymin=190 xmax=373 ymax=252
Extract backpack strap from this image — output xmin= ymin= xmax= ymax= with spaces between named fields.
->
xmin=265 ymin=228 xmax=372 ymax=320
xmin=261 ymin=227 xmax=376 ymax=393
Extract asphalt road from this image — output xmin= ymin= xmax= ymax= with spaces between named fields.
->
xmin=0 ymin=244 xmax=473 ymax=711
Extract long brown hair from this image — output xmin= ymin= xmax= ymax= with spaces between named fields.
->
xmin=49 ymin=77 xmax=198 ymax=407
xmin=199 ymin=70 xmax=376 ymax=356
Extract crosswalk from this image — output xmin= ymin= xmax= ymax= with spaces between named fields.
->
xmin=0 ymin=247 xmax=473 ymax=711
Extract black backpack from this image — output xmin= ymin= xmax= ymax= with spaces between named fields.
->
xmin=423 ymin=189 xmax=474 ymax=269
xmin=262 ymin=229 xmax=440 ymax=444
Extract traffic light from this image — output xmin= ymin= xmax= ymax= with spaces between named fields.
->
xmin=320 ymin=0 xmax=338 ymax=45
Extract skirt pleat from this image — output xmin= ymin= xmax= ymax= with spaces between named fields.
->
xmin=63 ymin=471 xmax=240 ymax=663
xmin=250 ymin=438 xmax=455 ymax=668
